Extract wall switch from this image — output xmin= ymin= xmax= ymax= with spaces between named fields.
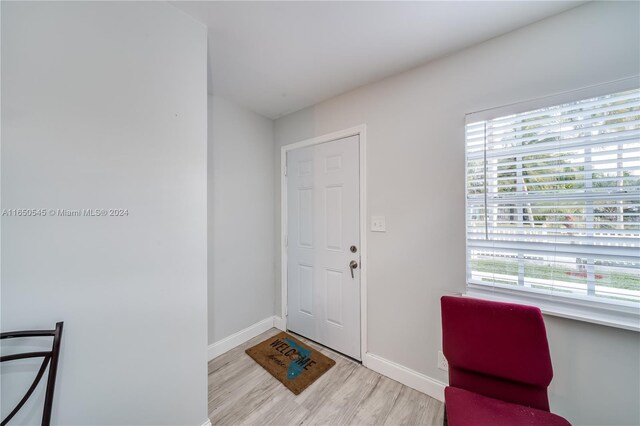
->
xmin=437 ymin=350 xmax=449 ymax=371
xmin=371 ymin=216 xmax=386 ymax=232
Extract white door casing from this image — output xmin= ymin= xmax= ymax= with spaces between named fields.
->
xmin=286 ymin=135 xmax=361 ymax=360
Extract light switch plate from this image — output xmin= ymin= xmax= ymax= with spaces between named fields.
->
xmin=371 ymin=216 xmax=386 ymax=232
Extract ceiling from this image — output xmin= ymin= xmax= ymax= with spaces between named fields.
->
xmin=173 ymin=1 xmax=584 ymax=119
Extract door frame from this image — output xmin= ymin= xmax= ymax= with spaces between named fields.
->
xmin=280 ymin=124 xmax=368 ymax=360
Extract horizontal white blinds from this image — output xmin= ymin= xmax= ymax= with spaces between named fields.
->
xmin=466 ymin=88 xmax=640 ymax=305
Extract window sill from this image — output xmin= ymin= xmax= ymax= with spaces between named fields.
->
xmin=466 ymin=284 xmax=640 ymax=332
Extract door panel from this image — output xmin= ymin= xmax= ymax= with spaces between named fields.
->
xmin=298 ymin=188 xmax=313 ymax=247
xmin=298 ymin=264 xmax=314 ymax=316
xmin=325 ymin=186 xmax=343 ymax=251
xmin=287 ymin=135 xmax=360 ymax=360
xmin=325 ymin=269 xmax=344 ymax=326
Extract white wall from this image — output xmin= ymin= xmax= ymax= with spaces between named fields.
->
xmin=1 ymin=2 xmax=208 ymax=425
xmin=274 ymin=2 xmax=640 ymax=425
xmin=208 ymin=96 xmax=275 ymax=344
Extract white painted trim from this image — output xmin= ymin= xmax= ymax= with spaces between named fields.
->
xmin=201 ymin=419 xmax=212 ymax=426
xmin=466 ymin=287 xmax=640 ymax=332
xmin=280 ymin=125 xmax=368 ymax=361
xmin=207 ymin=316 xmax=275 ymax=361
xmin=206 ymin=317 xmax=448 ymax=406
xmin=359 ymin=125 xmax=368 ymax=358
xmin=273 ymin=316 xmax=286 ymax=331
xmin=363 ymin=353 xmax=447 ymax=402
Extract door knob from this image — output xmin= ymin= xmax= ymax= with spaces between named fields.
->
xmin=349 ymin=260 xmax=358 ymax=278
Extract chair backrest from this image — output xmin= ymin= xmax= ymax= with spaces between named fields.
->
xmin=1 ymin=322 xmax=64 ymax=426
xmin=441 ymin=296 xmax=552 ymax=411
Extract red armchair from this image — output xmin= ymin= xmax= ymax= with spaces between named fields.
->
xmin=440 ymin=296 xmax=571 ymax=426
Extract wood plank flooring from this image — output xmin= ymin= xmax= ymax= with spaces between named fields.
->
xmin=208 ymin=328 xmax=444 ymax=426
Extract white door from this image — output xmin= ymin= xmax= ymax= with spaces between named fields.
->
xmin=286 ymin=135 xmax=361 ymax=360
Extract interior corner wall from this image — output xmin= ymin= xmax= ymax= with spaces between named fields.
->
xmin=273 ymin=2 xmax=640 ymax=425
xmin=1 ymin=2 xmax=208 ymax=425
xmin=208 ymin=95 xmax=275 ymax=345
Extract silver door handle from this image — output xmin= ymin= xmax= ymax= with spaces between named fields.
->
xmin=349 ymin=260 xmax=358 ymax=278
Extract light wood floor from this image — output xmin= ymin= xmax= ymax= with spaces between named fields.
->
xmin=208 ymin=328 xmax=444 ymax=426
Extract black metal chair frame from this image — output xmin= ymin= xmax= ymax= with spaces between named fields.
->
xmin=1 ymin=322 xmax=64 ymax=426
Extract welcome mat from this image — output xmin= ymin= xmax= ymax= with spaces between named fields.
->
xmin=245 ymin=331 xmax=336 ymax=395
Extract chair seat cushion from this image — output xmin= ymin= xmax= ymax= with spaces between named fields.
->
xmin=445 ymin=387 xmax=571 ymax=426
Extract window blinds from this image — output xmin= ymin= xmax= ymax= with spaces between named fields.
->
xmin=465 ymin=88 xmax=640 ymax=306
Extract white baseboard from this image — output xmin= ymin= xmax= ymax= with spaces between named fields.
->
xmin=207 ymin=317 xmax=445 ymax=404
xmin=208 ymin=316 xmax=276 ymax=361
xmin=201 ymin=419 xmax=212 ymax=426
xmin=363 ymin=353 xmax=446 ymax=402
xmin=273 ymin=316 xmax=286 ymax=331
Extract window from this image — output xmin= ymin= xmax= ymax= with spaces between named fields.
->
xmin=465 ymin=80 xmax=640 ymax=330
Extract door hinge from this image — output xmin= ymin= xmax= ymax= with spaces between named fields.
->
xmin=284 ymin=235 xmax=288 ymax=247
xmin=284 ymin=165 xmax=288 ymax=177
